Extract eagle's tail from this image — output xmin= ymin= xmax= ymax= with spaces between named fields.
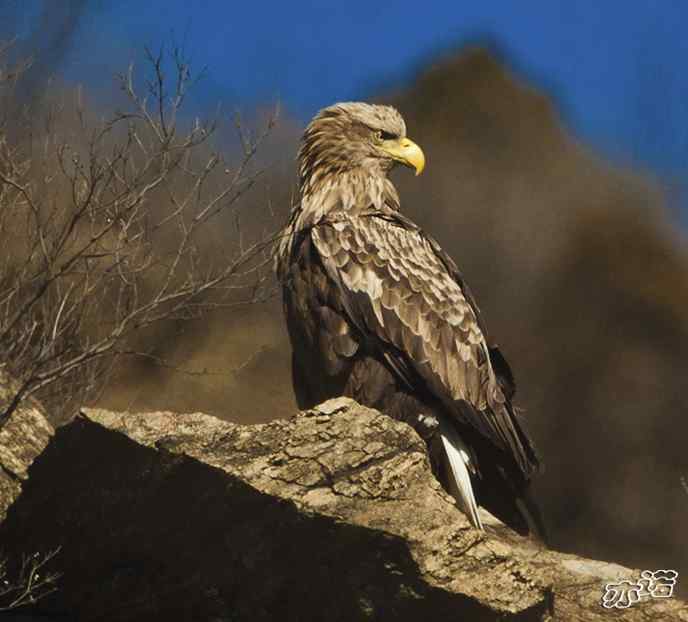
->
xmin=438 ymin=417 xmax=548 ymax=542
xmin=439 ymin=417 xmax=484 ymax=530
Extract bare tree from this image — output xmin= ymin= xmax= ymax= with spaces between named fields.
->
xmin=0 ymin=549 xmax=60 ymax=611
xmin=0 ymin=44 xmax=278 ymax=427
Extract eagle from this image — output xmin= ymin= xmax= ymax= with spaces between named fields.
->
xmin=276 ymin=102 xmax=545 ymax=538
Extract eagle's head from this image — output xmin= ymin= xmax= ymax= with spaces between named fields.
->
xmin=298 ymin=102 xmax=425 ymax=195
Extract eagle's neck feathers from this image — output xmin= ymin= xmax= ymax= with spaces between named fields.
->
xmin=300 ymin=168 xmax=400 ymax=225
xmin=276 ymin=168 xmax=399 ymax=279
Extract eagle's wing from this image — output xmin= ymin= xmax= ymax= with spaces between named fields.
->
xmin=311 ymin=211 xmax=538 ymax=477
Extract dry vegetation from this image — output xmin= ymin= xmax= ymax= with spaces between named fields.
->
xmin=0 ymin=43 xmax=278 ymax=427
xmin=0 ymin=548 xmax=60 ymax=611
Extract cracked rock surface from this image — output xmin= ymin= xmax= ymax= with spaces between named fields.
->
xmin=0 ymin=371 xmax=53 ymax=521
xmin=0 ymin=397 xmax=686 ymax=621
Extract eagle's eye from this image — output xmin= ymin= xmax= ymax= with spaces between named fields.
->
xmin=375 ymin=129 xmax=397 ymax=142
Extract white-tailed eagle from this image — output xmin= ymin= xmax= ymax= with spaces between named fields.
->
xmin=276 ymin=102 xmax=545 ymax=538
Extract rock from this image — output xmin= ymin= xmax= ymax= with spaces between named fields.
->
xmin=0 ymin=397 xmax=686 ymax=621
xmin=0 ymin=371 xmax=53 ymax=521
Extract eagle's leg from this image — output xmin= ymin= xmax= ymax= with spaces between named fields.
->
xmin=416 ymin=413 xmax=439 ymax=439
xmin=413 ymin=413 xmax=443 ymax=476
xmin=343 ymin=357 xmax=466 ymax=496
xmin=390 ymin=399 xmax=483 ymax=531
xmin=340 ymin=357 xmax=483 ymax=528
xmin=402 ymin=408 xmax=484 ymax=532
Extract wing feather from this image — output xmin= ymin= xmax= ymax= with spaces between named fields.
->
xmin=312 ymin=213 xmax=538 ymax=476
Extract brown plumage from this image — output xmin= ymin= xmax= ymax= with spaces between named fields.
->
xmin=276 ymin=102 xmax=545 ymax=538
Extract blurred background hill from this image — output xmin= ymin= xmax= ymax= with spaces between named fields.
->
xmin=1 ymin=0 xmax=687 ymax=599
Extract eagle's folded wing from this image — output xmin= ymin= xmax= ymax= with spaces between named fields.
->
xmin=312 ymin=213 xmax=538 ymax=476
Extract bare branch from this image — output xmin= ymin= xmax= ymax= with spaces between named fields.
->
xmin=0 ymin=549 xmax=61 ymax=611
xmin=0 ymin=42 xmax=280 ymax=426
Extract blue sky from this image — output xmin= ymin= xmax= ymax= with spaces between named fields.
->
xmin=10 ymin=1 xmax=688 ymax=201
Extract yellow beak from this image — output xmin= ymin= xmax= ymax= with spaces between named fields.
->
xmin=381 ymin=137 xmax=426 ymax=176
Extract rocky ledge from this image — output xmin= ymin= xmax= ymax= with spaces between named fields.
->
xmin=0 ymin=397 xmax=686 ymax=621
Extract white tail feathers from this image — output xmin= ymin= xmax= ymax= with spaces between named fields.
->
xmin=439 ymin=419 xmax=484 ymax=530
